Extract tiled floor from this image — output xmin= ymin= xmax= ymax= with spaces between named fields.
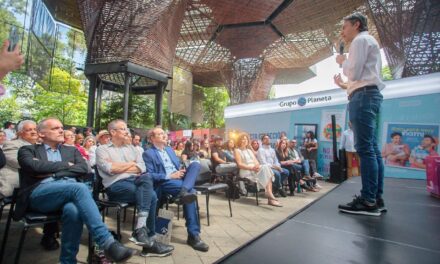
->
xmin=0 ymin=181 xmax=337 ymax=264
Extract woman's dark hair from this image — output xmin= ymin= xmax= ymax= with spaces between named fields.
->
xmin=307 ymin=131 xmax=315 ymax=139
xmin=390 ymin=132 xmax=402 ymax=139
xmin=344 ymin=12 xmax=368 ymax=32
xmin=184 ymin=141 xmax=193 ymax=152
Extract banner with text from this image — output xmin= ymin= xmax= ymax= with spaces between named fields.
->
xmin=381 ymin=122 xmax=439 ymax=170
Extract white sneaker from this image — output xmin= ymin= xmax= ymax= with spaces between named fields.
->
xmin=313 ymin=173 xmax=323 ymax=180
xmin=315 ymin=183 xmax=322 ymax=189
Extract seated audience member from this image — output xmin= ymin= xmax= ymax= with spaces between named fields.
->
xmin=224 ymin=139 xmax=236 ymax=162
xmin=250 ymin=139 xmax=259 ymax=156
xmin=74 ymin=133 xmax=89 ymax=160
xmin=234 ymin=134 xmax=281 ymax=207
xmin=84 ymin=127 xmax=95 ymax=137
xmin=96 ymin=120 xmax=173 ymax=257
xmin=181 ymin=141 xmax=199 ymax=163
xmin=174 ymin=141 xmax=184 ymax=158
xmin=132 ymin=133 xmax=144 ymax=156
xmin=144 ymin=127 xmax=209 ymax=252
xmin=276 ymin=139 xmax=298 ymax=195
xmin=0 ymin=120 xmax=60 ymax=250
xmin=83 ymin=136 xmax=96 ymax=166
xmin=381 ymin=132 xmax=410 ymax=167
xmin=88 ymin=130 xmax=110 ymax=169
xmin=0 ymin=130 xmax=6 ymax=148
xmin=288 ymin=139 xmax=320 ymax=191
xmin=0 ymin=121 xmax=39 ymax=197
xmin=3 ymin=121 xmax=16 ymax=141
xmin=199 ymin=140 xmax=211 ymax=159
xmin=257 ymin=134 xmax=289 ymax=197
xmin=211 ymin=136 xmax=237 ymax=175
xmin=193 ymin=140 xmax=201 ymax=153
xmin=64 ymin=130 xmax=75 ymax=146
xmin=409 ymin=135 xmax=439 ymax=169
xmin=96 ymin=130 xmax=111 ymax=146
xmin=0 ymin=149 xmax=5 ymax=169
xmin=17 ymin=118 xmax=134 ymax=263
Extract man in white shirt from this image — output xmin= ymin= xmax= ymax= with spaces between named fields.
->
xmin=132 ymin=133 xmax=144 ymax=156
xmin=96 ymin=120 xmax=173 ymax=257
xmin=257 ymin=134 xmax=289 ymax=197
xmin=3 ymin=122 xmax=16 ymax=141
xmin=340 ymin=122 xmax=360 ymax=178
xmin=334 ymin=13 xmax=385 ymax=216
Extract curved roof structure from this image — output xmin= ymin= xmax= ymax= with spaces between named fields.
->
xmin=42 ymin=0 xmax=439 ymax=104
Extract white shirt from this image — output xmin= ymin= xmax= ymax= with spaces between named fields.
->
xmin=342 ymin=31 xmax=385 ymax=96
xmin=340 ymin=129 xmax=356 ymax=152
xmin=257 ymin=145 xmax=280 ymax=167
xmin=4 ymin=128 xmax=16 ymax=141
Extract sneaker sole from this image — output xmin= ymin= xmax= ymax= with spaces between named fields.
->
xmin=339 ymin=208 xmax=381 ymax=216
xmin=129 ymin=237 xmax=154 ymax=247
xmin=105 ymin=249 xmax=137 ymax=263
xmin=379 ymin=207 xmax=387 ymax=213
xmin=140 ymin=251 xmax=172 ymax=257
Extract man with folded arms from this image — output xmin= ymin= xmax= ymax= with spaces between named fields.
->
xmin=144 ymin=126 xmax=209 ymax=252
xmin=96 ymin=119 xmax=173 ymax=257
xmin=0 ymin=120 xmax=61 ymax=250
xmin=18 ymin=118 xmax=134 ymax=263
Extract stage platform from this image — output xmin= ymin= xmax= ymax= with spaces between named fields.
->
xmin=216 ymin=177 xmax=440 ymax=264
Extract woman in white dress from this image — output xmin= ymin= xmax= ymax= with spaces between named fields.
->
xmin=234 ymin=134 xmax=282 ymax=207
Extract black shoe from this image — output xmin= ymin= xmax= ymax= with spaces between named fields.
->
xmin=176 ymin=188 xmax=197 ymax=205
xmin=129 ymin=227 xmax=154 ymax=247
xmin=104 ymin=241 xmax=135 ymax=263
xmin=377 ymin=198 xmax=387 ymax=213
xmin=338 ymin=196 xmax=381 ymax=216
xmin=141 ymin=240 xmax=174 ymax=257
xmin=278 ymin=189 xmax=287 ymax=198
xmin=187 ymin=235 xmax=209 ymax=252
xmin=40 ymin=234 xmax=59 ymax=251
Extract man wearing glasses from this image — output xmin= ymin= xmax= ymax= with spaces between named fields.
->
xmin=96 ymin=119 xmax=173 ymax=257
xmin=144 ymin=126 xmax=209 ymax=252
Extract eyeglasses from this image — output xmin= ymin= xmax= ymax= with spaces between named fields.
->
xmin=113 ymin=127 xmax=128 ymax=132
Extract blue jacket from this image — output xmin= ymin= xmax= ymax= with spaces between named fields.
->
xmin=143 ymin=146 xmax=180 ymax=182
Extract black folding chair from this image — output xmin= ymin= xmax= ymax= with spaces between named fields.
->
xmin=0 ymin=188 xmax=62 ymax=264
xmin=192 ymin=161 xmax=232 ymax=225
xmin=92 ymin=170 xmax=136 ymax=241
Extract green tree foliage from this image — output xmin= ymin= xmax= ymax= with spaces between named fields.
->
xmin=99 ymin=93 xmax=156 ymax=130
xmin=199 ymin=86 xmax=229 ymax=128
xmin=382 ymin=66 xmax=393 ymax=81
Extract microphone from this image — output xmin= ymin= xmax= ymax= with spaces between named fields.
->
xmin=339 ymin=42 xmax=344 ymax=68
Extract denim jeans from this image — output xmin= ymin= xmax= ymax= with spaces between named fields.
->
xmin=290 ymin=160 xmax=311 ymax=177
xmin=30 ymin=179 xmax=113 ymax=264
xmin=348 ymin=87 xmax=384 ymax=203
xmin=106 ymin=175 xmax=158 ymax=236
xmin=155 ymin=162 xmax=201 ymax=236
xmin=271 ymin=167 xmax=290 ymax=190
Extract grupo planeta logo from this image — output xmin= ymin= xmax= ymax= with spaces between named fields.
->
xmin=298 ymin=97 xmax=307 ymax=106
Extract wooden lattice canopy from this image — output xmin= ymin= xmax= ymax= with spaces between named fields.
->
xmin=43 ymin=0 xmax=439 ymax=104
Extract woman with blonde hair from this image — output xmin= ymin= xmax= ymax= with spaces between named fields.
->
xmin=83 ymin=136 xmax=96 ymax=166
xmin=234 ymin=133 xmax=281 ymax=207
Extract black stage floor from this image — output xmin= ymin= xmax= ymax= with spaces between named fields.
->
xmin=216 ymin=177 xmax=440 ymax=264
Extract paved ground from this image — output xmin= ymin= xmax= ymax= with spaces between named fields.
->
xmin=0 ymin=181 xmax=337 ymax=264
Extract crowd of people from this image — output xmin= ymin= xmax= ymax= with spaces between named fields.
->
xmin=0 ymin=117 xmax=330 ymax=263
